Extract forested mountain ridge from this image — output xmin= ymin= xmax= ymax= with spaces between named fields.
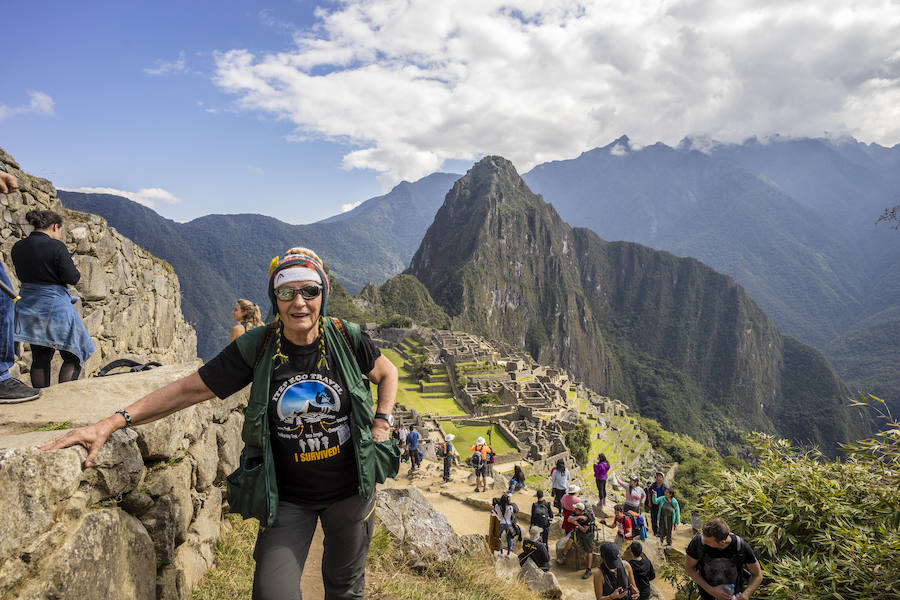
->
xmin=409 ymin=156 xmax=870 ymax=454
xmin=60 ymin=173 xmax=458 ymax=359
xmin=521 ymin=135 xmax=900 ymax=415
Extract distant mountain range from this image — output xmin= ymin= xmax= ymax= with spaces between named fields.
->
xmin=522 ymin=135 xmax=900 ymax=415
xmin=61 ymin=135 xmax=900 ymax=416
xmin=408 ymin=156 xmax=869 ymax=454
xmin=61 ymin=172 xmax=458 ymax=359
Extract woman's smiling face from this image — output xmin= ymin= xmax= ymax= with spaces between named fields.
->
xmin=276 ymin=282 xmax=322 ymax=342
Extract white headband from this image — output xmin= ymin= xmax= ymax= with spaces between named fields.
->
xmin=273 ymin=267 xmax=322 ymax=290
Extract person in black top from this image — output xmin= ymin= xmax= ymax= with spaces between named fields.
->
xmin=518 ymin=526 xmax=551 ymax=571
xmin=0 ymin=167 xmax=41 ymax=403
xmin=530 ymin=490 xmax=553 ymax=546
xmin=40 ymin=246 xmax=400 ymax=600
xmin=12 ymin=210 xmax=94 ymax=387
xmin=685 ymin=518 xmax=763 ymax=600
xmin=627 ymin=541 xmax=656 ymax=600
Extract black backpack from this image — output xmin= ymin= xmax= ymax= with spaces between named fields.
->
xmin=692 ymin=534 xmax=752 ymax=594
xmin=531 ymin=501 xmax=551 ymax=529
xmin=471 ymin=452 xmax=483 ymax=467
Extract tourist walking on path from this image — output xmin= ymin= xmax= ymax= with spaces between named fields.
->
xmin=652 ymin=488 xmax=680 ymax=546
xmin=472 ymin=436 xmax=489 ymax=491
xmin=627 ymin=541 xmax=656 ymax=600
xmin=39 ymin=246 xmax=401 ymax=600
xmin=492 ymin=493 xmax=517 ymax=556
xmin=230 ymin=298 xmax=264 ymax=341
xmin=530 ymin=490 xmax=552 ymax=546
xmin=550 ymin=458 xmax=569 ymax=516
xmin=594 ymin=541 xmax=638 ymax=600
xmin=406 ymin=424 xmax=421 ymax=472
xmin=594 ymin=453 xmax=610 ymax=506
xmin=12 ymin=209 xmax=94 ymax=387
xmin=648 ymin=472 xmax=667 ymax=536
xmin=0 ymin=167 xmax=41 ymax=404
xmin=602 ymin=505 xmax=634 ymax=551
xmin=442 ymin=433 xmax=455 ymax=482
xmin=685 ymin=517 xmax=763 ymax=600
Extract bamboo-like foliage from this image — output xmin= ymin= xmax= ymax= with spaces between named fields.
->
xmin=667 ymin=395 xmax=900 ymax=599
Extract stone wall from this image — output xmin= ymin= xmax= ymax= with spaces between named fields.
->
xmin=0 ymin=365 xmax=246 ymax=600
xmin=0 ymin=148 xmax=197 ymax=378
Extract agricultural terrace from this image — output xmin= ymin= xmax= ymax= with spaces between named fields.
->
xmin=379 ymin=347 xmax=466 ymax=416
xmin=440 ymin=422 xmax=517 ymax=456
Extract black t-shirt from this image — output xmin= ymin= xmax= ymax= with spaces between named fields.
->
xmin=199 ymin=329 xmax=380 ymax=505
xmin=686 ymin=534 xmax=757 ymax=598
xmin=628 ymin=556 xmax=656 ymax=600
xmin=11 ymin=231 xmax=80 ymax=286
xmin=518 ymin=539 xmax=550 ymax=569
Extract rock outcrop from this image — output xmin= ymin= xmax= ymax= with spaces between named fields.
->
xmin=0 ymin=148 xmax=196 ymax=378
xmin=0 ymin=365 xmax=246 ymax=600
xmin=375 ymin=487 xmax=474 ymax=565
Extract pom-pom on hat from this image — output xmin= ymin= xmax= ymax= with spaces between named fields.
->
xmin=267 ymin=247 xmax=329 ymax=316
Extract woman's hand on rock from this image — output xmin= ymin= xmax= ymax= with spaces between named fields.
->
xmin=37 ymin=418 xmax=117 ymax=467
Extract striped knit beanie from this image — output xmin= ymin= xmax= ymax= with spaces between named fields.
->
xmin=267 ymin=247 xmax=330 ymax=317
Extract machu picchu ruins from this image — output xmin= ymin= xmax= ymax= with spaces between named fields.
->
xmin=373 ymin=325 xmax=667 ymax=491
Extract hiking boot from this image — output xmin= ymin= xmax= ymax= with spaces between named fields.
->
xmin=582 ymin=568 xmax=592 ymax=579
xmin=0 ymin=378 xmax=41 ymax=404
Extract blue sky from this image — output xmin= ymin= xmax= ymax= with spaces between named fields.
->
xmin=2 ymin=1 xmax=898 ymax=224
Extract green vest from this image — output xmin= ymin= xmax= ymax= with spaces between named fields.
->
xmin=226 ymin=318 xmax=400 ymax=526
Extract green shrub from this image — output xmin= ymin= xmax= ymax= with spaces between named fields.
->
xmin=688 ymin=396 xmax=900 ymax=600
xmin=566 ymin=419 xmax=592 ymax=466
xmin=474 ymin=393 xmax=501 ymax=406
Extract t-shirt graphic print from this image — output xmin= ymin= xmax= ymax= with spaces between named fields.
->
xmin=272 ymin=373 xmax=352 ymax=463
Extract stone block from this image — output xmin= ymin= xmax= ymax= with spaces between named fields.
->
xmin=11 ymin=509 xmax=155 ymax=600
xmin=140 ymin=494 xmax=183 ymax=565
xmin=375 ymin=487 xmax=462 ymax=565
xmin=519 ymin=558 xmax=562 ymax=598
xmin=0 ymin=446 xmax=84 ymax=559
xmin=83 ymin=428 xmax=145 ymax=503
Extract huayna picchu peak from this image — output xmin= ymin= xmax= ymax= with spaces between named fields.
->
xmin=409 ymin=156 xmax=870 ymax=455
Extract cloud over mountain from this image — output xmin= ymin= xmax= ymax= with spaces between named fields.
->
xmin=211 ymin=0 xmax=900 ymax=186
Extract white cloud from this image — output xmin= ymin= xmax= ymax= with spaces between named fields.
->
xmin=63 ymin=186 xmax=182 ymax=208
xmin=145 ymin=51 xmax=188 ymax=76
xmin=212 ymin=0 xmax=900 ymax=186
xmin=0 ymin=91 xmax=55 ymax=120
xmin=340 ymin=200 xmax=363 ymax=213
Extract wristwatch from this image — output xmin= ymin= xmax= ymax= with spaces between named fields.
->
xmin=374 ymin=412 xmax=393 ymax=426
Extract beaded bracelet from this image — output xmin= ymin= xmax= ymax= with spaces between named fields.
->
xmin=116 ymin=409 xmax=133 ymax=427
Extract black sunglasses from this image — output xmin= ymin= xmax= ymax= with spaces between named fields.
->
xmin=275 ymin=284 xmax=322 ymax=302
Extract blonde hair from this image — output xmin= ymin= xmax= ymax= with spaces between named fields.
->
xmin=236 ymin=299 xmax=264 ymax=328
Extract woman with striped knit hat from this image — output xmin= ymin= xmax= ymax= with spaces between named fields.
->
xmin=39 ymin=246 xmax=401 ymax=600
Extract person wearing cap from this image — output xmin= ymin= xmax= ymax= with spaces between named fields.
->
xmin=40 ymin=246 xmax=401 ymax=600
xmin=471 ymin=436 xmax=488 ymax=492
xmin=594 ymin=541 xmax=638 ymax=600
xmin=611 ymin=473 xmax=647 ymax=515
xmin=558 ymin=501 xmax=597 ymax=578
xmin=519 ymin=525 xmax=551 ymax=571
xmin=560 ymin=484 xmax=582 ymax=537
xmin=442 ymin=433 xmax=455 ymax=482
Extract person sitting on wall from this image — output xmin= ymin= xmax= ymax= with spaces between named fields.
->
xmin=519 ymin=525 xmax=551 ymax=571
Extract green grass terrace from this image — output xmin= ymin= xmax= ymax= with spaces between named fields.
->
xmin=380 ymin=347 xmax=467 ymax=416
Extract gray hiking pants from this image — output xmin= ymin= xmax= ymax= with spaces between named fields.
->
xmin=252 ymin=493 xmax=375 ymax=600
